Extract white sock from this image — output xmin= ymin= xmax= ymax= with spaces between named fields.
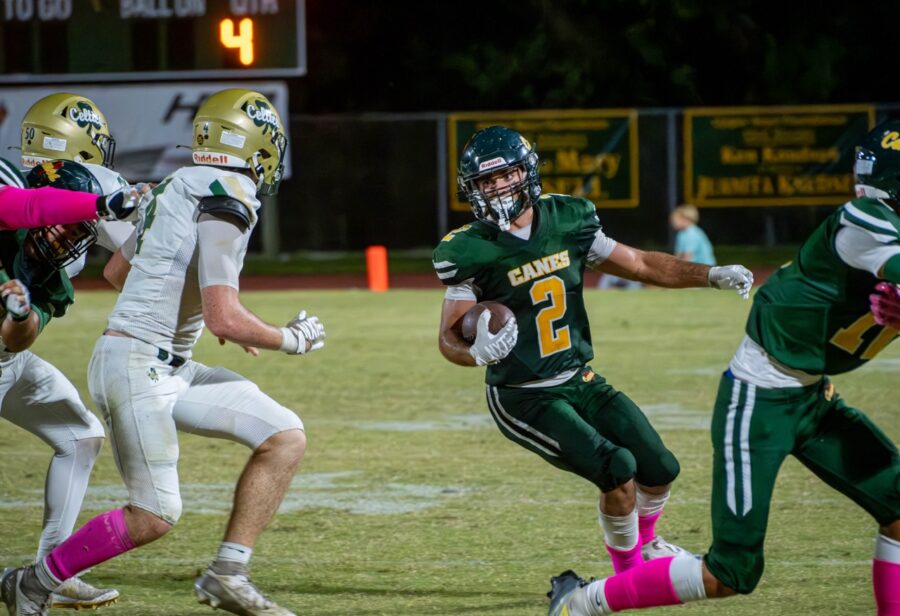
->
xmin=216 ymin=542 xmax=253 ymax=566
xmin=599 ymin=509 xmax=639 ymax=550
xmin=635 ymin=486 xmax=669 ymax=518
xmin=669 ymin=553 xmax=707 ymax=602
xmin=875 ymin=534 xmax=900 ymax=563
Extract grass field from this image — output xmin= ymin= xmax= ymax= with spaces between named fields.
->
xmin=0 ymin=288 xmax=896 ymax=615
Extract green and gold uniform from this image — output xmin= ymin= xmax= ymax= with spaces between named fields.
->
xmin=0 ymin=230 xmax=75 ymax=330
xmin=706 ymin=196 xmax=900 ymax=594
xmin=433 ymin=195 xmax=679 ymax=491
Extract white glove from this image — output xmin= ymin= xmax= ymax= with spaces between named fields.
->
xmin=468 ymin=311 xmax=518 ymax=366
xmin=279 ymin=310 xmax=326 ymax=355
xmin=1 ymin=279 xmax=31 ymax=321
xmin=95 ymin=183 xmax=149 ymax=223
xmin=708 ymin=265 xmax=754 ymax=300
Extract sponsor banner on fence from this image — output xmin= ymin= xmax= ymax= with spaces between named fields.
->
xmin=0 ymin=81 xmax=290 ymax=182
xmin=448 ymin=110 xmax=639 ymax=212
xmin=684 ymin=105 xmax=875 ymax=207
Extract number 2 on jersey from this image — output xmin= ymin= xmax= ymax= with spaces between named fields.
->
xmin=530 ymin=275 xmax=571 ymax=358
xmin=829 ymin=312 xmax=898 ymax=360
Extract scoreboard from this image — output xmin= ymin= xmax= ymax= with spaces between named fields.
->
xmin=0 ymin=0 xmax=306 ymax=82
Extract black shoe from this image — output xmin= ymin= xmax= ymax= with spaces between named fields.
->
xmin=547 ymin=570 xmax=587 ymax=616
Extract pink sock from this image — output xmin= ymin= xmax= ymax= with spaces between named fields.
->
xmin=44 ymin=509 xmax=135 ymax=581
xmin=0 ymin=186 xmax=97 ymax=231
xmin=874 ymin=559 xmax=900 ymax=616
xmin=603 ymin=556 xmax=681 ymax=611
xmin=605 ymin=542 xmax=644 ymax=573
xmin=639 ymin=511 xmax=662 ymax=546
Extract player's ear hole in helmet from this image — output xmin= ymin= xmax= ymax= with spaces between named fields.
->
xmin=191 ymin=88 xmax=288 ymax=197
xmin=854 ymin=119 xmax=900 ymax=211
xmin=20 ymin=93 xmax=116 ymax=169
xmin=23 ymin=160 xmax=102 ymax=272
xmin=457 ymin=125 xmax=542 ymax=231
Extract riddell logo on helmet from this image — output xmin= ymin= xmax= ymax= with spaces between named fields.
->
xmin=479 ymin=157 xmax=507 ymax=171
xmin=193 ymin=152 xmax=229 ymax=164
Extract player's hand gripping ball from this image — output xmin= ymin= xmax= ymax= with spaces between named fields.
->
xmin=461 ymin=302 xmax=518 ymax=366
xmin=460 ymin=301 xmax=515 ymax=342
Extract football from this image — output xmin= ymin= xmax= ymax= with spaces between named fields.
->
xmin=460 ymin=301 xmax=515 ymax=342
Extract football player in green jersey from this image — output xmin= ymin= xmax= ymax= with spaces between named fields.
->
xmin=433 ymin=126 xmax=753 ymax=576
xmin=547 ymin=122 xmax=900 ymax=616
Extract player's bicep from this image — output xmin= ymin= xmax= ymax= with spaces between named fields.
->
xmin=593 ymin=242 xmax=643 ymax=276
xmin=197 ymin=214 xmax=248 ymax=290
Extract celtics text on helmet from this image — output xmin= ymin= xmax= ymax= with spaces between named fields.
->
xmin=457 ymin=125 xmax=542 ymax=231
xmin=20 ymin=93 xmax=116 ymax=169
xmin=854 ymin=120 xmax=900 ymax=203
xmin=192 ymin=89 xmax=288 ymax=196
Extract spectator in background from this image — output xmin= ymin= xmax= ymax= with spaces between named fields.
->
xmin=671 ymin=204 xmax=716 ymax=266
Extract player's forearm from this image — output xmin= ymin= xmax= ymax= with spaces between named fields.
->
xmin=0 ymin=185 xmax=99 ymax=230
xmin=0 ymin=311 xmax=39 ymax=352
xmin=206 ymin=305 xmax=284 ymax=351
xmin=439 ymin=328 xmax=477 ymax=367
xmin=632 ymin=251 xmax=711 ymax=288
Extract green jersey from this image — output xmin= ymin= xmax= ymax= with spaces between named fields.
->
xmin=0 ymin=230 xmax=74 ymax=331
xmin=433 ymin=194 xmax=602 ymax=385
xmin=746 ymin=197 xmax=900 ymax=375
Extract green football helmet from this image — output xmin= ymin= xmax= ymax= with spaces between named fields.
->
xmin=457 ymin=125 xmax=541 ymax=230
xmin=854 ymin=120 xmax=900 ymax=203
xmin=20 ymin=93 xmax=116 ymax=169
xmin=192 ymin=88 xmax=288 ymax=196
xmin=24 ymin=160 xmax=100 ymax=271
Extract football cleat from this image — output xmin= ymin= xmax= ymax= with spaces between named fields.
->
xmin=194 ymin=569 xmax=296 ymax=616
xmin=547 ymin=570 xmax=587 ymax=616
xmin=641 ymin=536 xmax=690 ymax=561
xmin=0 ymin=567 xmax=50 ymax=616
xmin=51 ymin=576 xmax=120 ymax=610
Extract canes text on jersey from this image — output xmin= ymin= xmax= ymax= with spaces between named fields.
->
xmin=507 ymin=250 xmax=570 ymax=286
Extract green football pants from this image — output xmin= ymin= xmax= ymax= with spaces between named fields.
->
xmin=486 ymin=367 xmax=680 ymax=492
xmin=705 ymin=373 xmax=900 ymax=594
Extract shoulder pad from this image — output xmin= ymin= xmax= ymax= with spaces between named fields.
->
xmin=198 ymin=195 xmax=251 ymax=228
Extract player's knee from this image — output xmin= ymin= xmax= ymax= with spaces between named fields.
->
xmin=637 ymin=449 xmax=681 ymax=487
xmin=707 ymin=550 xmax=764 ymax=595
xmin=124 ymin=504 xmax=175 ymax=545
xmin=594 ymin=448 xmax=637 ymax=492
xmin=74 ymin=436 xmax=103 ymax=460
xmin=258 ymin=428 xmax=306 ymax=466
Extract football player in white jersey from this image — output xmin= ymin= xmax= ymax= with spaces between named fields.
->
xmin=0 ymin=89 xmax=324 ymax=616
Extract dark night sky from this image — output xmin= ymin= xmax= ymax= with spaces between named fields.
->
xmin=290 ymin=0 xmax=900 ymax=114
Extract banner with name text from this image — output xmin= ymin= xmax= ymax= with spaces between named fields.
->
xmin=684 ymin=105 xmax=875 ymax=207
xmin=448 ymin=110 xmax=639 ymax=212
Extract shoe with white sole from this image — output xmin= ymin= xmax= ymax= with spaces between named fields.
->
xmin=641 ymin=536 xmax=690 ymax=560
xmin=194 ymin=569 xmax=296 ymax=616
xmin=51 ymin=576 xmax=120 ymax=610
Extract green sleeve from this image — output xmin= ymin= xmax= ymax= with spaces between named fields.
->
xmin=573 ymin=198 xmax=602 ymax=255
xmin=882 ymin=253 xmax=900 ymax=284
xmin=432 ymin=227 xmax=477 ymax=286
xmin=31 ymin=303 xmax=51 ymax=332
